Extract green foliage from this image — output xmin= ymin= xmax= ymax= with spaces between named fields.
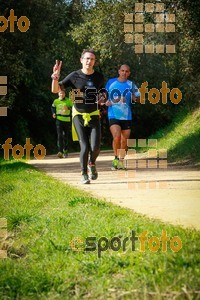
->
xmin=0 ymin=0 xmax=199 ymax=154
xmin=69 ymin=0 xmax=199 ymax=142
xmin=0 ymin=0 xmax=81 ymax=150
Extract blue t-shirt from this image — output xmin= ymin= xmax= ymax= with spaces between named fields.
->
xmin=105 ymin=78 xmax=140 ymax=120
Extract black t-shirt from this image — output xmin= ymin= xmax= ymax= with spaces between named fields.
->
xmin=59 ymin=69 xmax=104 ymax=113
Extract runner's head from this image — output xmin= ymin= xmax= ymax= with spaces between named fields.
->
xmin=118 ymin=64 xmax=131 ymax=82
xmin=58 ymin=90 xmax=65 ymax=100
xmin=80 ymin=49 xmax=96 ymax=74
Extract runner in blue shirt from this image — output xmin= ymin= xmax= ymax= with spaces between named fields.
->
xmin=105 ymin=64 xmax=140 ymax=170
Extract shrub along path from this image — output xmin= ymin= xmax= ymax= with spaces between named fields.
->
xmin=29 ymin=150 xmax=200 ymax=231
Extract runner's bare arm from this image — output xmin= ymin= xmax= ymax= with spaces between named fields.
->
xmin=132 ymin=94 xmax=140 ymax=103
xmin=51 ymin=60 xmax=62 ymax=93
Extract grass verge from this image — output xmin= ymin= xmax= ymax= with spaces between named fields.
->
xmin=0 ymin=159 xmax=199 ymax=299
xmin=149 ymin=107 xmax=200 ymax=165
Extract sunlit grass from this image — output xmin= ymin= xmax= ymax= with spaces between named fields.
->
xmin=0 ymin=160 xmax=199 ymax=299
xmin=150 ymin=107 xmax=200 ymax=164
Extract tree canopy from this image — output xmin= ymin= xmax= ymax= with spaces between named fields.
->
xmin=0 ymin=0 xmax=199 ymax=152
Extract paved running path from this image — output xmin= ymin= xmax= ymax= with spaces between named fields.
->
xmin=29 ymin=151 xmax=200 ymax=231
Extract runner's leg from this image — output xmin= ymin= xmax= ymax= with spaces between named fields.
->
xmin=73 ymin=115 xmax=90 ymax=173
xmin=87 ymin=117 xmax=101 ymax=180
xmin=117 ymin=127 xmax=131 ymax=169
xmin=110 ymin=124 xmax=122 ymax=157
xmin=89 ymin=116 xmax=101 ymax=164
xmin=56 ymin=120 xmax=63 ymax=153
xmin=121 ymin=129 xmax=131 ymax=156
xmin=62 ymin=121 xmax=68 ymax=152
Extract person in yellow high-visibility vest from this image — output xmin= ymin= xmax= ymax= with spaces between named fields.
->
xmin=51 ymin=90 xmax=73 ymax=158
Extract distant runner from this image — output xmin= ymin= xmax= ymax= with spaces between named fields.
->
xmin=51 ymin=90 xmax=73 ymax=158
xmin=105 ymin=64 xmax=140 ymax=170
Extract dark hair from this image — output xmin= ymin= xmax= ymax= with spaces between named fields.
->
xmin=81 ymin=48 xmax=96 ymax=58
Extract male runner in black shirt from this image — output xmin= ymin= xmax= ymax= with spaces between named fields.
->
xmin=51 ymin=49 xmax=105 ymax=184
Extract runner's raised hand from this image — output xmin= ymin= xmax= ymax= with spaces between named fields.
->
xmin=51 ymin=60 xmax=62 ymax=80
xmin=53 ymin=60 xmax=62 ymax=74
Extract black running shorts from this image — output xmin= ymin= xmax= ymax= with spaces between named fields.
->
xmin=109 ymin=119 xmax=132 ymax=130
